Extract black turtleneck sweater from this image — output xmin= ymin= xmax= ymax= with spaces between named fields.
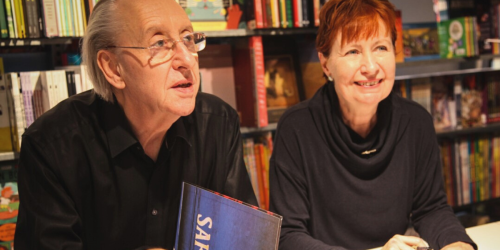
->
xmin=269 ymin=82 xmax=476 ymax=250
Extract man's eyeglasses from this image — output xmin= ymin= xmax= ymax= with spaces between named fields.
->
xmin=102 ymin=32 xmax=206 ymax=65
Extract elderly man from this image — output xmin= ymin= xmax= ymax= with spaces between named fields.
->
xmin=14 ymin=0 xmax=257 ymax=249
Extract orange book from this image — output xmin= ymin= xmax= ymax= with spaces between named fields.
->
xmin=395 ymin=10 xmax=404 ymax=63
xmin=253 ymin=144 xmax=267 ymax=209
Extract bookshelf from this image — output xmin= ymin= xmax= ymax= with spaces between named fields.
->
xmin=0 ymin=0 xmax=499 ymax=220
xmin=437 ymin=123 xmax=500 ymax=139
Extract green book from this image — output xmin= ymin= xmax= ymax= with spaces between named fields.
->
xmin=0 ymin=0 xmax=8 ymax=38
xmin=438 ymin=16 xmax=478 ymax=59
xmin=4 ymin=0 xmax=16 ymax=38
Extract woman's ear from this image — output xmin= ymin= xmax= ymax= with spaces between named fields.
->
xmin=318 ymin=52 xmax=333 ymax=81
xmin=97 ymin=50 xmax=126 ymax=89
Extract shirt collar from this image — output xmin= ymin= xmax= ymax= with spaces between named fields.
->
xmin=98 ymin=95 xmax=193 ymax=158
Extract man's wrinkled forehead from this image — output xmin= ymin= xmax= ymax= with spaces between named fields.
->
xmin=115 ymin=0 xmax=192 ymax=37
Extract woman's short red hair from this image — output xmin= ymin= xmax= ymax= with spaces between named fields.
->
xmin=316 ymin=0 xmax=397 ymax=57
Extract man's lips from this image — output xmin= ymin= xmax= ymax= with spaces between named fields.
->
xmin=172 ymin=81 xmax=193 ymax=89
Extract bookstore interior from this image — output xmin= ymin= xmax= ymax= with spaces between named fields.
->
xmin=1 ymin=0 xmax=500 ymax=249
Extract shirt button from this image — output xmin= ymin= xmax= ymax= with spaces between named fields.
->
xmin=152 ymin=209 xmax=158 ymax=216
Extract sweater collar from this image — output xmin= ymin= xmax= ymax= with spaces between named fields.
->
xmin=309 ymin=82 xmax=410 ymax=179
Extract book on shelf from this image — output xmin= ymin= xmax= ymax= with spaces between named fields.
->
xmin=0 ymin=164 xmax=18 ymax=250
xmin=174 ymin=182 xmax=282 ymax=250
xmin=486 ymin=73 xmax=500 ymax=123
xmin=198 ymin=44 xmax=237 ymax=110
xmin=0 ymin=59 xmax=13 ymax=152
xmin=409 ymin=77 xmax=432 ymax=114
xmin=179 ymin=0 xmax=228 ymax=31
xmin=264 ymin=54 xmax=301 ymax=124
xmin=5 ymin=72 xmax=23 ymax=152
xmin=233 ymin=36 xmax=268 ymax=128
xmin=41 ymin=0 xmax=59 ymax=37
xmin=263 ymin=36 xmax=303 ymax=123
xmin=460 ymin=74 xmax=486 ymax=128
xmin=431 ymin=76 xmax=454 ymax=131
xmin=402 ymin=22 xmax=440 ymax=62
xmin=242 ymin=132 xmax=273 ymax=210
xmin=394 ymin=10 xmax=404 ymax=63
xmin=0 ymin=0 xmax=8 ymax=38
xmin=438 ymin=16 xmax=479 ymax=59
xmin=296 ymin=37 xmax=324 ymax=100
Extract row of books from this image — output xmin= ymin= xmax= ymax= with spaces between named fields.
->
xmin=0 ymin=60 xmax=93 ymax=153
xmin=393 ymin=71 xmax=500 ymax=132
xmin=440 ymin=135 xmax=500 ymax=207
xmin=247 ymin=0 xmax=325 ymax=29
xmin=433 ymin=0 xmax=500 ymax=57
xmin=175 ymin=0 xmax=326 ymax=31
xmin=242 ymin=132 xmax=273 ymax=210
xmin=0 ymin=0 xmax=99 ymax=39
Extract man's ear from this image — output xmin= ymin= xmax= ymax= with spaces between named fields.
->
xmin=318 ymin=52 xmax=331 ymax=78
xmin=97 ymin=50 xmax=126 ymax=89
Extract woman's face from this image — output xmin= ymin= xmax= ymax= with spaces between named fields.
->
xmin=319 ymin=18 xmax=395 ymax=109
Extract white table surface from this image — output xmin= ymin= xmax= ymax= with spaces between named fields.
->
xmin=367 ymin=221 xmax=500 ymax=250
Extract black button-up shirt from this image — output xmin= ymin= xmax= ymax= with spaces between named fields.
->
xmin=14 ymin=90 xmax=257 ymax=250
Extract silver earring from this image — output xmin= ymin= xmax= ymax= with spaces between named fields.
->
xmin=327 ymin=76 xmax=333 ymax=81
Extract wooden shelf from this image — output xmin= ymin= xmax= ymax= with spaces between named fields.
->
xmin=204 ymin=27 xmax=317 ymax=38
xmin=395 ymin=67 xmax=500 ymax=80
xmin=436 ymin=123 xmax=500 ymax=139
xmin=0 ymin=152 xmax=17 ymax=161
xmin=0 ymin=37 xmax=76 ymax=46
xmin=241 ymin=123 xmax=277 ymax=135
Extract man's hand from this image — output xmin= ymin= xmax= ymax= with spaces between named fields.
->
xmin=441 ymin=242 xmax=474 ymax=250
xmin=382 ymin=235 xmax=429 ymax=250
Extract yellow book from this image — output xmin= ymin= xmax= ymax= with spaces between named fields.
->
xmin=14 ymin=0 xmax=26 ymax=38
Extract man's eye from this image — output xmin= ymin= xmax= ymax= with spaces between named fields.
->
xmin=152 ymin=40 xmax=165 ymax=48
xmin=184 ymin=34 xmax=194 ymax=42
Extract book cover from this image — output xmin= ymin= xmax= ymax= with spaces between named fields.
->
xmin=198 ymin=44 xmax=237 ymax=110
xmin=296 ymin=37 xmax=324 ymax=99
xmin=174 ymin=182 xmax=282 ymax=250
xmin=460 ymin=74 xmax=486 ymax=128
xmin=431 ymin=76 xmax=454 ymax=131
xmin=0 ymin=165 xmax=18 ymax=250
xmin=264 ymin=54 xmax=300 ymax=124
xmin=402 ymin=22 xmax=440 ymax=62
xmin=438 ymin=16 xmax=478 ymax=58
xmin=182 ymin=0 xmax=227 ymax=31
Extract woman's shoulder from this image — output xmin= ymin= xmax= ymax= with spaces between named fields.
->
xmin=391 ymin=93 xmax=435 ymax=131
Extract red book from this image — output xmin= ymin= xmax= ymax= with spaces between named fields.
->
xmin=233 ymin=36 xmax=268 ymax=128
xmin=254 ymin=0 xmax=264 ymax=28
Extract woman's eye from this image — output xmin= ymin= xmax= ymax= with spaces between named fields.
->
xmin=346 ymin=50 xmax=359 ymax=55
xmin=377 ymin=46 xmax=388 ymax=51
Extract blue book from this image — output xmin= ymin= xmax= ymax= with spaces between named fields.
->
xmin=174 ymin=182 xmax=282 ymax=250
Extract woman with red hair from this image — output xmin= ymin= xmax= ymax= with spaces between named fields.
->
xmin=269 ymin=0 xmax=475 ymax=249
